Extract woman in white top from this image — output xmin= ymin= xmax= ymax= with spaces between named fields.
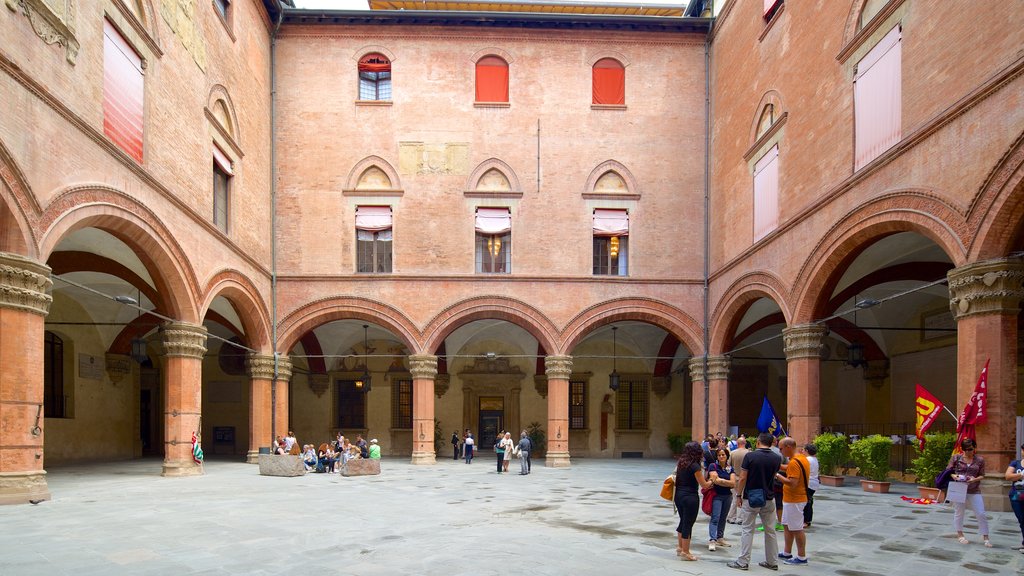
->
xmin=464 ymin=433 xmax=475 ymax=464
xmin=803 ymin=444 xmax=821 ymax=527
xmin=500 ymin=432 xmax=515 ymax=472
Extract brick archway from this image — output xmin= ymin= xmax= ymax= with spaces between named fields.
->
xmin=791 ymin=191 xmax=968 ymax=323
xmin=559 ymin=297 xmax=702 ymax=356
xmin=201 ymin=269 xmax=272 ymax=353
xmin=710 ymin=272 xmax=792 ymax=354
xmin=38 ymin=186 xmax=201 ymax=323
xmin=0 ymin=138 xmax=40 ymax=257
xmin=421 ymin=296 xmax=559 ymax=355
xmin=277 ymin=296 xmax=419 ymax=355
xmin=969 ymin=130 xmax=1024 ymax=259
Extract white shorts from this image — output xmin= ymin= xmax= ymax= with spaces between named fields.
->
xmin=781 ymin=502 xmax=806 ymax=531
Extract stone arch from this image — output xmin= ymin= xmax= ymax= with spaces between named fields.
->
xmin=560 ymin=298 xmax=703 ymax=357
xmin=346 ymin=155 xmax=402 ymax=193
xmin=968 ymin=129 xmax=1024 ymax=259
xmin=200 ymin=269 xmax=272 ymax=353
xmin=38 ymin=185 xmax=201 ymax=323
xmin=709 ymin=272 xmax=792 ymax=354
xmin=586 ymin=50 xmax=630 ymax=67
xmin=421 ymin=296 xmax=559 ymax=355
xmin=207 ymin=84 xmax=240 ymax=144
xmin=277 ymin=297 xmax=419 ymax=355
xmin=749 ymin=90 xmax=785 ymax=144
xmin=842 ymin=0 xmax=891 ymax=45
xmin=470 ymin=47 xmax=513 ymax=64
xmin=583 ymin=160 xmax=640 ymax=197
xmin=0 ymin=138 xmax=40 ymax=257
xmin=352 ymin=45 xmax=397 ymax=64
xmin=466 ymin=158 xmax=521 ymax=193
xmin=791 ymin=190 xmax=969 ymax=323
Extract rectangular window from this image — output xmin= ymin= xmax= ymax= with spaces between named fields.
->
xmin=103 ymin=20 xmax=144 ymax=162
xmin=335 ymin=380 xmax=366 ymax=429
xmin=213 ymin=145 xmax=232 ymax=233
xmin=475 ymin=207 xmax=511 ymax=274
xmin=44 ymin=331 xmax=66 ymax=418
xmin=569 ymin=379 xmax=587 ymax=430
xmin=475 ymin=56 xmax=509 ymax=103
xmin=615 ymin=378 xmax=648 ymax=430
xmin=358 ymin=53 xmax=392 ymax=101
xmin=753 ymin=145 xmax=779 ymax=241
xmin=592 ymin=59 xmax=625 ymax=105
xmin=356 ymin=206 xmax=393 ymax=273
xmin=593 ymin=209 xmax=628 ymax=275
xmin=213 ymin=0 xmax=229 ymax=21
xmin=391 ymin=379 xmax=413 ymax=429
xmin=763 ymin=0 xmax=783 ymax=20
xmin=854 ymin=25 xmax=901 ymax=170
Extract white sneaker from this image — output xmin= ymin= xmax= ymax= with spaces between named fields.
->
xmin=709 ymin=541 xmax=716 ymax=552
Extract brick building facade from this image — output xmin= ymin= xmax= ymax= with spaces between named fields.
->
xmin=1 ymin=0 xmax=1022 ymax=508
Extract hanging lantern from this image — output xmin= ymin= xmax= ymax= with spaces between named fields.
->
xmin=130 ymin=337 xmax=149 ymax=364
xmin=609 ymin=325 xmax=620 ymax=391
xmin=361 ymin=324 xmax=372 ymax=393
xmin=610 ymin=236 xmax=620 ymax=258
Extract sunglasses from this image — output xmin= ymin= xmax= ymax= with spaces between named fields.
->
xmin=963 ymin=447 xmax=975 ymax=451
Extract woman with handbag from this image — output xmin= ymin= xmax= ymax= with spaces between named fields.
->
xmin=674 ymin=441 xmax=715 ymax=561
xmin=950 ymin=438 xmax=991 ymax=547
xmin=707 ymin=447 xmax=736 ymax=551
xmin=500 ymin=432 xmax=515 ymax=472
xmin=1004 ymin=442 xmax=1024 ymax=553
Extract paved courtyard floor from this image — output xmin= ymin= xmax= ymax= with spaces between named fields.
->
xmin=1 ymin=457 xmax=1021 ymax=575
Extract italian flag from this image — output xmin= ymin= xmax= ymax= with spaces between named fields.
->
xmin=192 ymin=431 xmax=204 ymax=464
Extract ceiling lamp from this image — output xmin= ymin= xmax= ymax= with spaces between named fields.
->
xmin=609 ymin=325 xmax=620 ymax=392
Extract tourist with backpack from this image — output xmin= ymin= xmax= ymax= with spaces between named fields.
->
xmin=728 ymin=432 xmax=782 ymax=571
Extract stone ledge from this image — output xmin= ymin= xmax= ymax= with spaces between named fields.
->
xmin=258 ymin=454 xmax=305 ymax=477
xmin=0 ymin=470 xmax=51 ymax=506
xmin=341 ymin=459 xmax=381 ymax=477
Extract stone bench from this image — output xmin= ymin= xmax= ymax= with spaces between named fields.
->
xmin=340 ymin=458 xmax=381 ymax=477
xmin=258 ymin=454 xmax=306 ymax=477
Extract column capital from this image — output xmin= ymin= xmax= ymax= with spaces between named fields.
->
xmin=783 ymin=324 xmax=827 ymax=360
xmin=947 ymin=257 xmax=1024 ymax=319
xmin=0 ymin=252 xmax=52 ymax=316
xmin=275 ymin=356 xmax=293 ymax=381
xmin=688 ymin=355 xmax=731 ymax=382
xmin=246 ymin=354 xmax=276 ymax=380
xmin=159 ymin=322 xmax=207 ymax=359
xmin=408 ymin=354 xmax=438 ymax=380
xmin=544 ymin=355 xmax=573 ymax=380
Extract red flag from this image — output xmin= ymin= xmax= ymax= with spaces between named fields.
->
xmin=915 ymin=384 xmax=944 ymax=450
xmin=954 ymin=359 xmax=989 ymax=454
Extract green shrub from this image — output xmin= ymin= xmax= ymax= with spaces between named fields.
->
xmin=909 ymin=432 xmax=957 ymax=486
xmin=812 ymin=432 xmax=850 ymax=476
xmin=667 ymin=432 xmax=691 ymax=455
xmin=527 ymin=422 xmax=546 ymax=456
xmin=850 ymin=435 xmax=894 ymax=482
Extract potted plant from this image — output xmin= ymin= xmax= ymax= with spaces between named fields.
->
xmin=526 ymin=422 xmax=546 ymax=457
xmin=667 ymin=432 xmax=690 ymax=457
xmin=850 ymin=434 xmax=894 ymax=493
xmin=909 ymin=431 xmax=957 ymax=501
xmin=813 ymin=432 xmax=850 ymax=487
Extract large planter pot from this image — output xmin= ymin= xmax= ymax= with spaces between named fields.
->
xmin=917 ymin=486 xmax=944 ymax=501
xmin=820 ymin=474 xmax=845 ymax=487
xmin=860 ymin=479 xmax=891 ymax=493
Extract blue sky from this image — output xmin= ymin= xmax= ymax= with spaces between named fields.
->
xmin=292 ymin=0 xmax=690 ymax=10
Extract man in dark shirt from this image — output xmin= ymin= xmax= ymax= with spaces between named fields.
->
xmin=728 ymin=432 xmax=782 ymax=571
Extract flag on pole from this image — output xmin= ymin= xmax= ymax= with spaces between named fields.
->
xmin=756 ymin=395 xmax=787 ymax=437
xmin=954 ymin=359 xmax=989 ymax=454
xmin=191 ymin=431 xmax=204 ymax=464
xmin=914 ymin=384 xmax=944 ymax=450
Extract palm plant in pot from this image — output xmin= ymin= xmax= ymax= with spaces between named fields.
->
xmin=909 ymin=431 xmax=957 ymax=501
xmin=850 ymin=434 xmax=894 ymax=493
xmin=813 ymin=432 xmax=850 ymax=487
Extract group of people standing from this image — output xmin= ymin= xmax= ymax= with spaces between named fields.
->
xmin=672 ymin=432 xmax=818 ymax=569
xmin=451 ymin=429 xmax=533 ymax=475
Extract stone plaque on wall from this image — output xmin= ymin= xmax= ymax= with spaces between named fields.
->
xmin=398 ymin=142 xmax=469 ymax=175
xmin=78 ymin=353 xmax=104 ymax=380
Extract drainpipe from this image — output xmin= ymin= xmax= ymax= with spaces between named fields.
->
xmin=270 ymin=2 xmax=284 ymax=445
xmin=701 ymin=21 xmax=712 ymax=439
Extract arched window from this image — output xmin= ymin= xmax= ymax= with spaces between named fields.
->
xmin=44 ymin=331 xmax=66 ymax=418
xmin=756 ymin=104 xmax=775 ymax=138
xmin=475 ymin=56 xmax=509 ymax=103
xmin=592 ymin=58 xmax=625 ymax=105
xmin=358 ymin=53 xmax=392 ymax=101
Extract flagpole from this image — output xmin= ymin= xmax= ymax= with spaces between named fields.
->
xmin=942 ymin=406 xmax=957 ymax=421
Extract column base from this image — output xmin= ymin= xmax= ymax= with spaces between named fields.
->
xmin=981 ymin=474 xmax=1011 ymax=512
xmin=161 ymin=460 xmax=204 ymax=477
xmin=0 ymin=471 xmax=51 ymax=505
xmin=545 ymin=451 xmax=571 ymax=468
xmin=246 ymin=450 xmax=261 ymax=464
xmin=410 ymin=451 xmax=436 ymax=465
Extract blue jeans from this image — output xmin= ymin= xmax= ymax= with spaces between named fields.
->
xmin=1011 ymin=495 xmax=1024 ymax=546
xmin=465 ymin=446 xmax=473 ymax=463
xmin=710 ymin=492 xmax=732 ymax=541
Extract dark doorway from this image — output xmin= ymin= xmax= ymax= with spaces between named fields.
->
xmin=479 ymin=396 xmax=504 ymax=451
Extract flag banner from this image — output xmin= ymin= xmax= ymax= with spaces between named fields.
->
xmin=192 ymin=431 xmax=204 ymax=464
xmin=915 ymin=384 xmax=944 ymax=450
xmin=756 ymin=395 xmax=787 ymax=437
xmin=954 ymin=359 xmax=989 ymax=454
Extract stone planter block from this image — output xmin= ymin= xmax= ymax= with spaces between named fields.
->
xmin=819 ymin=475 xmax=845 ymax=487
xmin=341 ymin=459 xmax=381 ymax=477
xmin=860 ymin=479 xmax=890 ymax=493
xmin=258 ymin=454 xmax=306 ymax=477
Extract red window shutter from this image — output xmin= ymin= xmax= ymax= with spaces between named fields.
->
xmin=753 ymin=146 xmax=779 ymax=241
xmin=592 ymin=59 xmax=625 ymax=105
xmin=475 ymin=56 xmax=509 ymax=103
xmin=103 ymin=20 xmax=144 ymax=163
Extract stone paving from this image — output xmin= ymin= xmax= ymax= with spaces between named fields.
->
xmin=1 ymin=457 xmax=1022 ymax=575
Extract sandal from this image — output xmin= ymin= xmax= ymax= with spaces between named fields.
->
xmin=957 ymin=536 xmax=969 ymax=544
xmin=983 ymin=540 xmax=992 ymax=548
xmin=680 ymin=552 xmax=698 ymax=561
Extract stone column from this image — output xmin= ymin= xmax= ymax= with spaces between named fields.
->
xmin=689 ymin=357 xmax=706 ymax=440
xmin=245 ymin=354 xmax=275 ymax=464
xmin=689 ymin=356 xmax=730 ymax=439
xmin=0 ymin=252 xmax=52 ymax=505
xmin=409 ymin=354 xmax=437 ymax=465
xmin=783 ymin=324 xmax=827 ymax=444
xmin=160 ymin=322 xmax=207 ymax=477
xmin=948 ymin=257 xmax=1024 ymax=512
xmin=545 ymin=355 xmax=572 ymax=468
xmin=272 ymin=356 xmax=292 ymax=442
